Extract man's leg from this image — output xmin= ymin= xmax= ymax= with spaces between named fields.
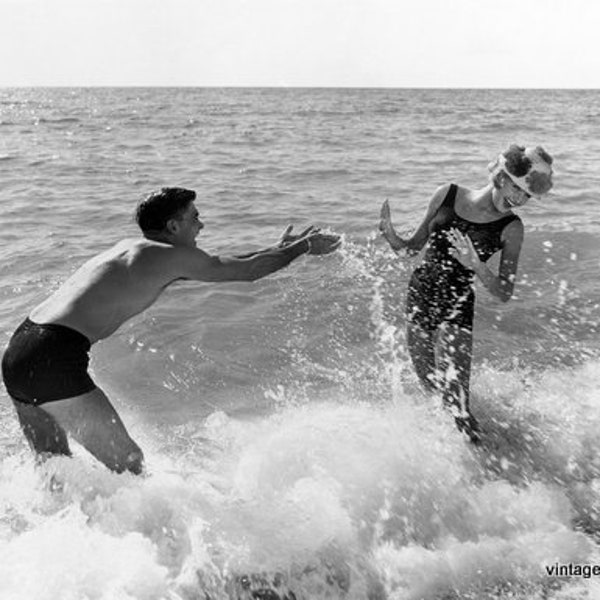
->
xmin=12 ymin=398 xmax=72 ymax=458
xmin=40 ymin=387 xmax=145 ymax=475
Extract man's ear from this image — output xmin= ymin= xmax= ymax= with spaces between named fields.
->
xmin=166 ymin=218 xmax=179 ymax=235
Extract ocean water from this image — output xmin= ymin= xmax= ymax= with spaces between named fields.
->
xmin=1 ymin=87 xmax=600 ymax=599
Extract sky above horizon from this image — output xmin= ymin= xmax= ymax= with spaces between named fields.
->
xmin=1 ymin=0 xmax=598 ymax=88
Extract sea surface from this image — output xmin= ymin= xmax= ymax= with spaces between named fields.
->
xmin=1 ymin=87 xmax=600 ymax=600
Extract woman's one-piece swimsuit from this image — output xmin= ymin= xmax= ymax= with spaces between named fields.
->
xmin=406 ymin=184 xmax=519 ymax=332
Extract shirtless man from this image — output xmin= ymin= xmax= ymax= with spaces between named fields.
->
xmin=1 ymin=187 xmax=341 ymax=475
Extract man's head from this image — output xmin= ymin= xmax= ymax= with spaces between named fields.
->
xmin=135 ymin=187 xmax=203 ymax=247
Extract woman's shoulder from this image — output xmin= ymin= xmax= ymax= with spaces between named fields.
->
xmin=501 ymin=215 xmax=524 ymax=244
xmin=504 ymin=213 xmax=524 ymax=229
xmin=433 ymin=182 xmax=457 ymax=197
xmin=427 ymin=182 xmax=456 ymax=210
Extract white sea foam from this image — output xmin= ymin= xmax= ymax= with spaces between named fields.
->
xmin=3 ymin=358 xmax=600 ymax=599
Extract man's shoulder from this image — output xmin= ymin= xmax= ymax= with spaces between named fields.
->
xmin=118 ymin=238 xmax=208 ymax=255
xmin=117 ymin=238 xmax=213 ymax=279
xmin=99 ymin=239 xmax=175 ymax=275
xmin=116 ymin=238 xmax=176 ymax=260
xmin=116 ymin=237 xmax=168 ymax=251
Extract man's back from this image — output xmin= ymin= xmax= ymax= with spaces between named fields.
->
xmin=30 ymin=239 xmax=179 ymax=343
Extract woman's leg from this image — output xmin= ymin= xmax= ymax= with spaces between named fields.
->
xmin=436 ymin=323 xmax=480 ymax=441
xmin=405 ymin=276 xmax=441 ymax=392
xmin=406 ymin=321 xmax=438 ymax=392
xmin=436 ymin=324 xmax=473 ymax=412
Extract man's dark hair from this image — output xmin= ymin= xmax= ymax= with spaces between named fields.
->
xmin=135 ymin=187 xmax=196 ymax=233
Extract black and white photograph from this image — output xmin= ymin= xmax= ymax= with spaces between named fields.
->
xmin=1 ymin=1 xmax=600 ymax=598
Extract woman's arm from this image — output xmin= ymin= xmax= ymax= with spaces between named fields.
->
xmin=448 ymin=219 xmax=524 ymax=302
xmin=379 ymin=184 xmax=450 ymax=254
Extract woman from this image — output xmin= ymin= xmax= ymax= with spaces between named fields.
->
xmin=379 ymin=145 xmax=554 ymax=442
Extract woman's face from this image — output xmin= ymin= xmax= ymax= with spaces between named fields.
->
xmin=493 ymin=172 xmax=531 ymax=212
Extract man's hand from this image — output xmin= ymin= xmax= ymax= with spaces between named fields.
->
xmin=279 ymin=224 xmax=341 ymax=255
xmin=278 ymin=225 xmax=318 ymax=247
xmin=306 ymin=231 xmax=342 ymax=255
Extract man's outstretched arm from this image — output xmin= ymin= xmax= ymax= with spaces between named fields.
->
xmin=233 ymin=225 xmax=318 ymax=259
xmin=173 ymin=230 xmax=341 ymax=283
xmin=209 ymin=238 xmax=311 ymax=282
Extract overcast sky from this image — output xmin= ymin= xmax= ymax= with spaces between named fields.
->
xmin=1 ymin=0 xmax=598 ymax=88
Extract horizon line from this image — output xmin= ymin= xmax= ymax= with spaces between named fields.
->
xmin=1 ymin=84 xmax=598 ymax=91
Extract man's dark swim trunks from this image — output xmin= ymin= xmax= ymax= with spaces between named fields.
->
xmin=407 ymin=184 xmax=519 ymax=332
xmin=1 ymin=318 xmax=96 ymax=406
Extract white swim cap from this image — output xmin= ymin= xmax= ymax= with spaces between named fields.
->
xmin=494 ymin=145 xmax=554 ymax=198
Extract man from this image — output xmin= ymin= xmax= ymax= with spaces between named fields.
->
xmin=1 ymin=187 xmax=341 ymax=475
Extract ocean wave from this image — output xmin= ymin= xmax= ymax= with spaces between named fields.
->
xmin=0 ymin=86 xmax=599 ymax=599
xmin=27 ymin=156 xmax=60 ymax=166
xmin=3 ymin=355 xmax=600 ymax=600
xmin=36 ymin=117 xmax=81 ymax=125
xmin=286 ymin=167 xmax=353 ymax=181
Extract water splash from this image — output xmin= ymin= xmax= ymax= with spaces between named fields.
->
xmin=4 ymin=352 xmax=600 ymax=600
